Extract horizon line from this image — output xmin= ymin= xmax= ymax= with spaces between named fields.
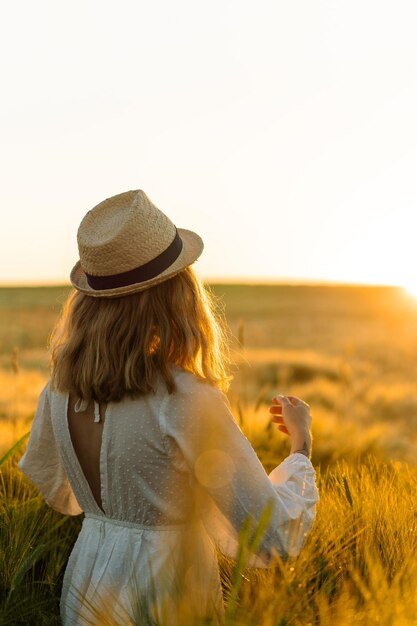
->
xmin=0 ymin=277 xmax=405 ymax=289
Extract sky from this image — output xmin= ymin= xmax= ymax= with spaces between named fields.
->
xmin=2 ymin=0 xmax=417 ymax=288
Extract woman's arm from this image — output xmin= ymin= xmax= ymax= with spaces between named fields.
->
xmin=18 ymin=382 xmax=83 ymax=515
xmin=160 ymin=377 xmax=319 ymax=566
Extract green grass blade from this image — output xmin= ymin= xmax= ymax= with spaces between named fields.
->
xmin=0 ymin=432 xmax=30 ymax=467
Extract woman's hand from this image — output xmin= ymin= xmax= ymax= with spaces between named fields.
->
xmin=269 ymin=395 xmax=312 ymax=456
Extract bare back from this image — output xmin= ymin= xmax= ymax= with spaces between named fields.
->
xmin=67 ymin=394 xmax=108 ymax=513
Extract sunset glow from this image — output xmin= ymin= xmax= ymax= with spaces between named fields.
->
xmin=1 ymin=1 xmax=417 ymax=286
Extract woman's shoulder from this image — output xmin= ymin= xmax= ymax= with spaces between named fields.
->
xmin=44 ymin=380 xmax=68 ymax=405
xmin=169 ymin=365 xmax=226 ymax=404
xmin=160 ymin=367 xmax=232 ymax=433
xmin=38 ymin=379 xmax=52 ymax=402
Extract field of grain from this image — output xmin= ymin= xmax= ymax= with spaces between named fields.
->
xmin=1 ymin=283 xmax=417 ymax=624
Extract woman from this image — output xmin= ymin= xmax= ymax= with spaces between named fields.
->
xmin=18 ymin=190 xmax=319 ymax=625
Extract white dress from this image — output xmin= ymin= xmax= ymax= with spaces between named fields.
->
xmin=18 ymin=366 xmax=319 ymax=625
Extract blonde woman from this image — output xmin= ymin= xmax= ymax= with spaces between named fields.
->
xmin=18 ymin=190 xmax=319 ymax=625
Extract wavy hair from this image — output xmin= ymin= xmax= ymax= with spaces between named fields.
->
xmin=49 ymin=267 xmax=232 ymax=402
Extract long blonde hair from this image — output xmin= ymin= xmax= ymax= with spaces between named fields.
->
xmin=49 ymin=267 xmax=232 ymax=402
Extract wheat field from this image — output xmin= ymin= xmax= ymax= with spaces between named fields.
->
xmin=1 ymin=284 xmax=417 ymax=625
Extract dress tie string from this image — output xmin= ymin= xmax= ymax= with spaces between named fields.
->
xmin=74 ymin=397 xmax=102 ymax=423
xmin=74 ymin=397 xmax=89 ymax=412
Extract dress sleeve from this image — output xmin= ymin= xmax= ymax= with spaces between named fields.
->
xmin=17 ymin=382 xmax=83 ymax=516
xmin=160 ymin=378 xmax=319 ymax=566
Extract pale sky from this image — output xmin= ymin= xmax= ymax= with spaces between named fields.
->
xmin=2 ymin=1 xmax=417 ymax=288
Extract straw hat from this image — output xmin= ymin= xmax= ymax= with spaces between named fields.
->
xmin=70 ymin=190 xmax=204 ymax=297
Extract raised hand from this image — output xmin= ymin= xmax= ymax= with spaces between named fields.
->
xmin=269 ymin=394 xmax=312 ymax=457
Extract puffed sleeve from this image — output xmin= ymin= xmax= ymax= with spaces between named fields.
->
xmin=18 ymin=382 xmax=83 ymax=516
xmin=160 ymin=376 xmax=319 ymax=566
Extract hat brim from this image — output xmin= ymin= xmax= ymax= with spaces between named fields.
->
xmin=70 ymin=228 xmax=204 ymax=297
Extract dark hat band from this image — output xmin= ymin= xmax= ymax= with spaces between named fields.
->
xmin=85 ymin=229 xmax=183 ymax=290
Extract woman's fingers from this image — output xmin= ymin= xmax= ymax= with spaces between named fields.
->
xmin=288 ymin=395 xmax=310 ymax=408
xmin=272 ymin=395 xmax=310 ymax=409
xmin=269 ymin=405 xmax=282 ymax=414
xmin=277 ymin=425 xmax=290 ymax=435
xmin=271 ymin=415 xmax=290 ymax=433
xmin=271 ymin=396 xmax=287 ymax=405
xmin=270 ymin=394 xmax=310 ymax=437
xmin=269 ymin=402 xmax=289 ymax=434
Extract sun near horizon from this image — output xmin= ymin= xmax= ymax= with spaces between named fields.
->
xmin=2 ymin=2 xmax=417 ymax=299
xmin=0 ymin=275 xmax=413 ymax=294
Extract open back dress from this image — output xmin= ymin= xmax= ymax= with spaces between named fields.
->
xmin=18 ymin=365 xmax=319 ymax=625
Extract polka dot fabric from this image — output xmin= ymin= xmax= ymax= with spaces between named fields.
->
xmin=18 ymin=366 xmax=319 ymax=625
